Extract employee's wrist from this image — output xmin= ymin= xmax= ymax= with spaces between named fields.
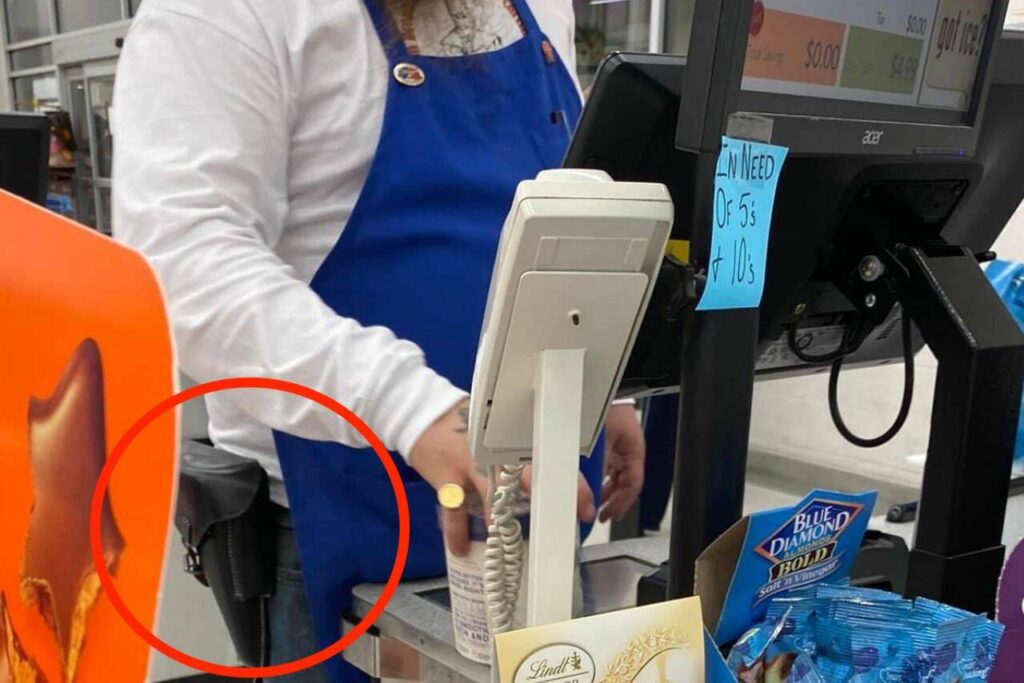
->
xmin=389 ymin=367 xmax=468 ymax=462
xmin=408 ymin=397 xmax=468 ymax=462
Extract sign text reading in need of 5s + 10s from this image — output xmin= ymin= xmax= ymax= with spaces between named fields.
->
xmin=697 ymin=135 xmax=788 ymax=312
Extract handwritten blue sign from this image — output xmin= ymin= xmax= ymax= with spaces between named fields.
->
xmin=696 ymin=136 xmax=788 ymax=311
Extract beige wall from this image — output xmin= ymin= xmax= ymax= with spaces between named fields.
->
xmin=1010 ymin=0 xmax=1024 ymax=29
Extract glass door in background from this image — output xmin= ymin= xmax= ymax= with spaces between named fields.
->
xmin=12 ymin=71 xmax=59 ymax=111
xmin=89 ymin=71 xmax=115 ymax=233
xmin=573 ymin=0 xmax=656 ymax=90
xmin=62 ymin=61 xmax=116 ymax=233
xmin=663 ymin=0 xmax=696 ymax=56
xmin=66 ymin=74 xmax=97 ymax=227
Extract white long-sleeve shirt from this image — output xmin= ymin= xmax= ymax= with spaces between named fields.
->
xmin=112 ymin=0 xmax=580 ymax=505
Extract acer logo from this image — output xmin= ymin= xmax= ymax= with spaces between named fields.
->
xmin=862 ymin=130 xmax=885 ymax=145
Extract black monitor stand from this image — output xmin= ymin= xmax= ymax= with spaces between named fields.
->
xmin=665 ymin=307 xmax=758 ymax=598
xmin=899 ymin=243 xmax=1024 ymax=614
xmin=663 ymin=238 xmax=1024 ymax=617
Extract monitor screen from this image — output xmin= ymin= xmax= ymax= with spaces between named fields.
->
xmin=742 ymin=0 xmax=994 ymax=117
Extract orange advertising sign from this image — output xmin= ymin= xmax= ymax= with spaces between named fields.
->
xmin=0 ymin=192 xmax=176 ymax=682
xmin=744 ymin=7 xmax=846 ymax=86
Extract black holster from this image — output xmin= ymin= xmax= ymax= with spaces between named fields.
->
xmin=174 ymin=440 xmax=274 ymax=666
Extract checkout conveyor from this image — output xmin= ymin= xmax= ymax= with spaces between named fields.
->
xmin=344 ymin=536 xmax=668 ymax=682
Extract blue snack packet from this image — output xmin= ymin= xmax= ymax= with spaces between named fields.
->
xmin=848 ymin=622 xmax=917 ymax=682
xmin=912 ymin=596 xmax=975 ymax=624
xmin=786 ymin=652 xmax=826 ymax=683
xmin=762 ymin=650 xmax=822 ymax=683
xmin=728 ymin=607 xmax=831 ymax=682
xmin=900 ymin=627 xmax=964 ymax=682
xmin=729 ymin=587 xmax=1007 ymax=682
xmin=828 ymin=597 xmax=916 ymax=625
xmin=728 ymin=609 xmax=790 ymax=675
xmin=813 ymin=651 xmax=854 ymax=682
xmin=955 ymin=619 xmax=1004 ymax=681
xmin=902 ymin=616 xmax=1004 ymax=682
xmin=769 ymin=597 xmax=836 ymax=661
xmin=811 ymin=584 xmax=903 ymax=603
xmin=812 ymin=606 xmax=925 ymax=683
xmin=767 ymin=598 xmax=818 ymax=634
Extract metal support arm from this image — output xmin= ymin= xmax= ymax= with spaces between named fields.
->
xmin=899 ymin=244 xmax=1024 ymax=615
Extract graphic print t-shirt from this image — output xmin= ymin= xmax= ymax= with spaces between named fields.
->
xmin=388 ymin=0 xmax=526 ymax=56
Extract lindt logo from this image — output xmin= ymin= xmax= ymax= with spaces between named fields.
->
xmin=514 ymin=644 xmax=595 ymax=683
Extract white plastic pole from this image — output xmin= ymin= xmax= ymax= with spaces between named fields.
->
xmin=526 ymin=348 xmax=585 ymax=627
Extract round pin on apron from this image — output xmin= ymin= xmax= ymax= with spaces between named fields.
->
xmin=393 ymin=62 xmax=425 ymax=87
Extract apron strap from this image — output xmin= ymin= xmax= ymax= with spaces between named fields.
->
xmin=361 ymin=0 xmax=412 ymax=62
xmin=505 ymin=0 xmax=542 ymax=40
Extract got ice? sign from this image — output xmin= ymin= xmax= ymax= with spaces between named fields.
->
xmin=697 ymin=136 xmax=788 ymax=311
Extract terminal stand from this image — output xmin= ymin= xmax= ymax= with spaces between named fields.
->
xmin=528 ymin=348 xmax=585 ymax=626
xmin=899 ymin=243 xmax=1024 ymax=615
xmin=660 ymin=240 xmax=1024 ymax=616
xmin=666 ymin=307 xmax=759 ymax=599
xmin=662 ymin=146 xmax=762 ymax=602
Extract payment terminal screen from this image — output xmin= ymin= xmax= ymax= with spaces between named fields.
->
xmin=742 ymin=0 xmax=994 ymax=113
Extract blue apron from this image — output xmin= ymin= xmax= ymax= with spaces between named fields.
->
xmin=272 ymin=3 xmax=600 ymax=680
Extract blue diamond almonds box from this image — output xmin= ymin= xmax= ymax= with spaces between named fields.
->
xmin=697 ymin=489 xmax=877 ymax=647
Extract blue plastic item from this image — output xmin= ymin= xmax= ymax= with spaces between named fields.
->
xmin=986 ymin=259 xmax=1024 ymax=471
xmin=728 ymin=590 xmax=1005 ymax=682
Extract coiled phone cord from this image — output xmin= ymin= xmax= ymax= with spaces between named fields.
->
xmin=483 ymin=464 xmax=525 ymax=635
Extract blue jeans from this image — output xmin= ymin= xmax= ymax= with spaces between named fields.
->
xmin=268 ymin=504 xmax=332 ymax=682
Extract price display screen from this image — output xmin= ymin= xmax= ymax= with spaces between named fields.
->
xmin=742 ymin=0 xmax=994 ymax=113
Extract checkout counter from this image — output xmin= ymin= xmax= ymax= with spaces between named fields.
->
xmin=346 ymin=539 xmax=667 ymax=682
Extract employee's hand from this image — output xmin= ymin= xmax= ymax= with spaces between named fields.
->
xmin=600 ymin=403 xmax=646 ymax=522
xmin=519 ymin=467 xmax=598 ymax=524
xmin=409 ymin=399 xmax=489 ymax=558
